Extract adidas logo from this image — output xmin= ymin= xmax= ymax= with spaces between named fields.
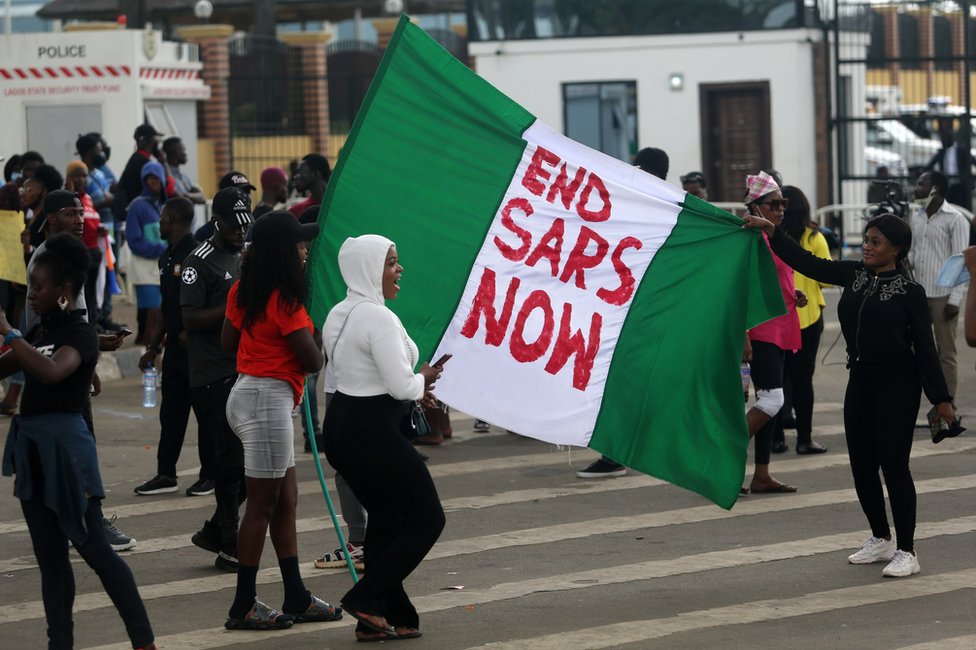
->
xmin=234 ymin=200 xmax=247 ymax=210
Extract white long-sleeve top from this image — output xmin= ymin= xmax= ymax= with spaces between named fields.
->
xmin=323 ymin=233 xmax=424 ymax=401
xmin=327 ymin=301 xmax=424 ymax=400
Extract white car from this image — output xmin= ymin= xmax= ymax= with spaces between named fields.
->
xmin=867 ymin=119 xmax=939 ymax=168
xmin=865 ymin=145 xmax=907 ymax=178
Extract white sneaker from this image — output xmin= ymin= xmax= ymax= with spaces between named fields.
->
xmin=882 ymin=550 xmax=920 ymax=578
xmin=847 ymin=535 xmax=896 ymax=564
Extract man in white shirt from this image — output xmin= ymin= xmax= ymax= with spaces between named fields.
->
xmin=909 ymin=171 xmax=970 ymax=399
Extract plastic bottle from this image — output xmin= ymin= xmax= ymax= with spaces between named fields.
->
xmin=142 ymin=366 xmax=158 ymax=408
xmin=740 ymin=363 xmax=751 ymax=403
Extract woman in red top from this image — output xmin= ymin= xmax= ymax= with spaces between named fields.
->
xmin=221 ymin=211 xmax=342 ymax=630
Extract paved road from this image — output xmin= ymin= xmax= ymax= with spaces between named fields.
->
xmin=0 ymin=289 xmax=974 ymax=649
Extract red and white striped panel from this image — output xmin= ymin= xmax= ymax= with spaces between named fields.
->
xmin=139 ymin=68 xmax=202 ymax=80
xmin=0 ymin=65 xmax=131 ymax=80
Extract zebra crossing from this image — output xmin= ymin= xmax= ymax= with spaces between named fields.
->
xmin=0 ymin=382 xmax=973 ymax=648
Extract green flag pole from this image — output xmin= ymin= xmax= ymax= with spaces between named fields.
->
xmin=302 ymin=379 xmax=359 ymax=583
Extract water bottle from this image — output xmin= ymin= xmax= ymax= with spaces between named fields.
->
xmin=142 ymin=366 xmax=158 ymax=408
xmin=740 ymin=363 xmax=751 ymax=403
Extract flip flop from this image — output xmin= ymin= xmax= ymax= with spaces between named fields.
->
xmin=356 ymin=630 xmax=396 ymax=643
xmin=344 ymin=607 xmax=396 ymax=636
xmin=750 ymin=483 xmax=797 ymax=494
xmin=740 ymin=486 xmax=750 ymax=495
xmin=395 ymin=627 xmax=422 ymax=640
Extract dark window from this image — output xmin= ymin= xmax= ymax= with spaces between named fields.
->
xmin=867 ymin=9 xmax=886 ymax=67
xmin=563 ymin=81 xmax=638 ymax=162
xmin=934 ymin=16 xmax=952 ymax=71
xmin=898 ymin=13 xmax=920 ymax=70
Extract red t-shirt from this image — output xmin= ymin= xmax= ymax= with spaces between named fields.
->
xmin=80 ymin=192 xmax=100 ymax=249
xmin=288 ymin=197 xmax=316 ymax=219
xmin=225 ymin=282 xmax=313 ymax=405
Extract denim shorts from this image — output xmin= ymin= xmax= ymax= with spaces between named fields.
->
xmin=226 ymin=374 xmax=296 ymax=479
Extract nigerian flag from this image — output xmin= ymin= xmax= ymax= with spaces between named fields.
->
xmin=307 ymin=17 xmax=785 ymax=509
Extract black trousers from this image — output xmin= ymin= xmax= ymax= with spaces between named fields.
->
xmin=191 ymin=375 xmax=244 ymax=547
xmin=84 ymin=247 xmax=102 ymax=325
xmin=782 ymin=316 xmax=824 ymax=443
xmin=324 ymin=393 xmax=445 ymax=629
xmin=157 ymin=343 xmax=214 ymax=480
xmin=22 ymin=496 xmax=153 ymax=649
xmin=844 ymin=362 xmax=921 ymax=552
xmin=750 ymin=340 xmax=784 ymax=465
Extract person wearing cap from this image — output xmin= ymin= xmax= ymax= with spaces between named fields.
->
xmin=220 ymin=210 xmax=342 ymax=630
xmin=125 ymin=161 xmax=168 ymax=345
xmin=742 ymin=171 xmax=804 ymax=494
xmin=117 ymin=123 xmax=165 ymax=222
xmin=632 ymin=147 xmax=669 ymax=180
xmin=288 ymin=154 xmax=330 ymax=219
xmin=194 ymin=171 xmax=256 ymax=242
xmin=181 ymin=187 xmax=253 ymax=572
xmin=255 ymin=167 xmax=289 ymax=219
xmin=681 ymin=171 xmax=708 ymax=200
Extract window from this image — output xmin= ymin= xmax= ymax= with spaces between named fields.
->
xmin=563 ymin=82 xmax=638 ymax=163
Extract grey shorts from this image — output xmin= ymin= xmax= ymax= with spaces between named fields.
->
xmin=226 ymin=374 xmax=296 ymax=479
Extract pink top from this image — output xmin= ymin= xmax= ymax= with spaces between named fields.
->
xmin=749 ymin=233 xmax=801 ymax=352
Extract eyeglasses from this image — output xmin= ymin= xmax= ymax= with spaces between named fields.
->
xmin=758 ymin=199 xmax=789 ymax=211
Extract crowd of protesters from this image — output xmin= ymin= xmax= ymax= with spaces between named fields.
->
xmin=0 ymin=123 xmax=972 ymax=647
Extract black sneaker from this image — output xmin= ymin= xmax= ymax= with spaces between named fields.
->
xmin=103 ymin=515 xmax=137 ymax=551
xmin=576 ymin=458 xmax=627 ymax=478
xmin=191 ymin=519 xmax=221 ymax=554
xmin=215 ymin=547 xmax=239 ymax=572
xmin=185 ymin=478 xmax=215 ymax=497
xmin=134 ymin=474 xmax=178 ymax=496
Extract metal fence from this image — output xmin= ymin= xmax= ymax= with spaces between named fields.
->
xmin=832 ymin=0 xmax=975 ymax=212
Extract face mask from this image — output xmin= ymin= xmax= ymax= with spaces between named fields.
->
xmin=914 ymin=190 xmax=936 ymax=209
xmin=92 ymin=153 xmax=107 ymax=168
xmin=10 ymin=172 xmax=21 ymax=182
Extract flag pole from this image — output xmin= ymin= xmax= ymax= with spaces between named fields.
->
xmin=302 ymin=379 xmax=359 ymax=583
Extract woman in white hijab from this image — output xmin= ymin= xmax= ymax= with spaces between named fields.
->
xmin=322 ymin=234 xmax=446 ymax=642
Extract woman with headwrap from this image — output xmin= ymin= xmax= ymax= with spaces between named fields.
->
xmin=323 ymin=234 xmax=447 ymax=642
xmin=742 ymin=171 xmax=805 ymax=494
xmin=742 ymin=211 xmax=954 ymax=578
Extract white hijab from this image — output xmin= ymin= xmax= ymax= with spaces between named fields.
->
xmin=324 ymin=234 xmax=413 ymax=362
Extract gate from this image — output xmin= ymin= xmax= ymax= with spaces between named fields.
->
xmin=831 ymin=1 xmax=975 ymax=216
xmin=327 ymin=40 xmax=383 ymax=136
xmin=228 ymin=34 xmax=307 ymax=180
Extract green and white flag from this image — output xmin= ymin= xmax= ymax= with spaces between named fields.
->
xmin=307 ymin=17 xmax=784 ymax=509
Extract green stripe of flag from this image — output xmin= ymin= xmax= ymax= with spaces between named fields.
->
xmin=307 ymin=16 xmax=534 ymax=361
xmin=592 ymin=194 xmax=786 ymax=509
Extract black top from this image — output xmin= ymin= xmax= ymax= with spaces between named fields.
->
xmin=768 ymin=228 xmax=951 ymax=404
xmin=158 ymin=233 xmax=197 ymax=344
xmin=118 ymin=150 xmax=151 ymax=213
xmin=179 ymin=238 xmax=240 ymax=387
xmin=19 ymin=309 xmax=99 ymax=416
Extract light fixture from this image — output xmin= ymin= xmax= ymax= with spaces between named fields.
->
xmin=669 ymin=72 xmax=684 ymax=92
xmin=193 ymin=0 xmax=214 ymax=21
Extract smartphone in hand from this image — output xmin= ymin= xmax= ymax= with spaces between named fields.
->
xmin=432 ymin=353 xmax=452 ymax=367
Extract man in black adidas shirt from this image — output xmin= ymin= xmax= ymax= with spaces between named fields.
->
xmin=135 ymin=197 xmax=215 ymax=498
xmin=180 ymin=187 xmax=252 ymax=571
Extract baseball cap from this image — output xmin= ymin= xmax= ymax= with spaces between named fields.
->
xmin=133 ymin=123 xmax=162 ymax=140
xmin=212 ymin=187 xmax=253 ymax=227
xmin=250 ymin=210 xmax=319 ymax=251
xmin=680 ymin=171 xmax=707 ymax=186
xmin=219 ymin=170 xmax=256 ymax=192
xmin=43 ymin=190 xmax=83 ymax=214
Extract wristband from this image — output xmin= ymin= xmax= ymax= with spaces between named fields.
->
xmin=4 ymin=329 xmax=23 ymax=346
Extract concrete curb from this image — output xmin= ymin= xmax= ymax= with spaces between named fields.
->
xmin=96 ymin=347 xmax=145 ymax=382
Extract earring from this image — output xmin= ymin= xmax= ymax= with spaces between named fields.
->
xmin=58 ymin=295 xmax=69 ymax=311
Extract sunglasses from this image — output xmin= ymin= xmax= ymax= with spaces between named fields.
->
xmin=758 ymin=199 xmax=789 ymax=211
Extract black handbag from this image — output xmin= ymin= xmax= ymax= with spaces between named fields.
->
xmin=400 ymin=400 xmax=431 ymax=440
